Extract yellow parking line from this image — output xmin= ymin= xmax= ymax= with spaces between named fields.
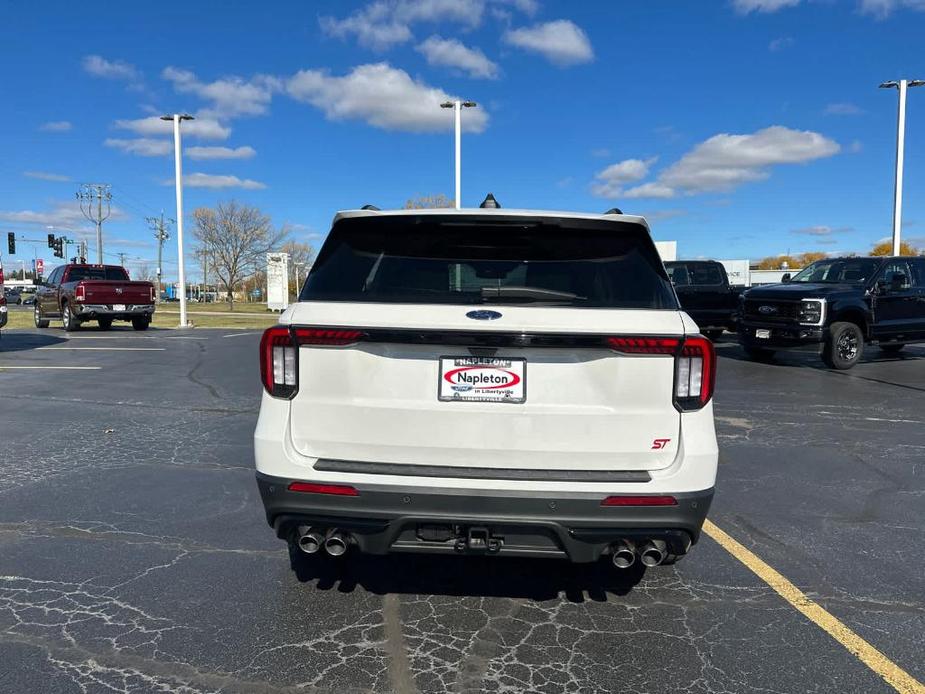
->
xmin=703 ymin=519 xmax=924 ymax=694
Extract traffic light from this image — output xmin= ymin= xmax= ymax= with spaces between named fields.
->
xmin=48 ymin=233 xmax=54 ymax=248
xmin=55 ymin=237 xmax=64 ymax=258
xmin=7 ymin=232 xmax=14 ymax=254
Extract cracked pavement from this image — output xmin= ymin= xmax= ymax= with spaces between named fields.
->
xmin=1 ymin=329 xmax=922 ymax=693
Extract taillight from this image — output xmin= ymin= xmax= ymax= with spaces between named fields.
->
xmin=288 ymin=482 xmax=359 ymax=496
xmin=293 ymin=328 xmax=364 ymax=346
xmin=601 ymin=495 xmax=678 ymax=507
xmin=607 ymin=334 xmax=715 ymax=411
xmin=260 ymin=327 xmax=297 ymax=398
xmin=149 ymin=286 xmax=156 ymax=302
xmin=75 ymin=284 xmax=86 ymax=302
xmin=259 ymin=326 xmax=365 ymax=398
xmin=674 ymin=336 xmax=715 ymax=411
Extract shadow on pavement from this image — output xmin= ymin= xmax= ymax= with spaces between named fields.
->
xmin=0 ymin=332 xmax=67 ymax=351
xmin=288 ymin=547 xmax=647 ymax=601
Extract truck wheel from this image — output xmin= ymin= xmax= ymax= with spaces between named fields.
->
xmin=743 ymin=345 xmax=775 ymax=361
xmin=62 ymin=303 xmax=80 ymax=332
xmin=34 ymin=305 xmax=49 ymax=329
xmin=823 ymin=322 xmax=864 ymax=370
xmin=132 ymin=316 xmax=150 ymax=331
xmin=880 ymin=344 xmax=904 ymax=354
xmin=98 ymin=317 xmax=113 ymax=331
xmin=704 ymin=329 xmax=723 ymax=341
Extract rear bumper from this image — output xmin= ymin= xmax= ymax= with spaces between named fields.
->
xmin=76 ymin=304 xmax=155 ymax=318
xmin=738 ymin=320 xmax=824 ymax=349
xmin=256 ymin=471 xmax=713 ymax=562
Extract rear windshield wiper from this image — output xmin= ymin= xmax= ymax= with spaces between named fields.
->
xmin=480 ymin=286 xmax=586 ymax=301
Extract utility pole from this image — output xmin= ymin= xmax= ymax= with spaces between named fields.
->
xmin=146 ymin=213 xmax=173 ymax=303
xmin=880 ymin=79 xmax=924 ymax=255
xmin=440 ymin=100 xmax=477 ymax=209
xmin=116 ymin=252 xmax=127 ymax=267
xmin=76 ymin=183 xmax=112 ymax=263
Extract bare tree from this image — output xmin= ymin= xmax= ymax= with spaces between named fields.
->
xmin=193 ymin=201 xmax=287 ymax=310
xmin=403 ymin=193 xmax=454 ymax=209
xmin=132 ymin=263 xmax=156 ymax=282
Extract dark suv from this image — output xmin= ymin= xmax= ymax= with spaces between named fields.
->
xmin=738 ymin=256 xmax=925 ymax=369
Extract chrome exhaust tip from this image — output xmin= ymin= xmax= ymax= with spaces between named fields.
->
xmin=324 ymin=530 xmax=349 ymax=557
xmin=296 ymin=526 xmax=324 ymax=555
xmin=611 ymin=540 xmax=636 ymax=569
xmin=639 ymin=540 xmax=668 ymax=567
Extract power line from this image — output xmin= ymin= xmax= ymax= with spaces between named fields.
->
xmin=145 ymin=212 xmax=173 ymax=302
xmin=76 ymin=183 xmax=112 ymax=263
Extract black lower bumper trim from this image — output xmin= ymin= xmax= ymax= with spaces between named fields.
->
xmin=256 ymin=472 xmax=713 ymax=563
xmin=313 ymin=459 xmax=651 ymax=483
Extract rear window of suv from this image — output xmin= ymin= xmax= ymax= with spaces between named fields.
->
xmin=300 ymin=215 xmax=677 ymax=309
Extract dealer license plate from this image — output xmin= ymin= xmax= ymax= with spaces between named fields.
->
xmin=112 ymin=304 xmax=126 ymax=312
xmin=755 ymin=329 xmax=771 ymax=339
xmin=438 ymin=357 xmax=526 ymax=403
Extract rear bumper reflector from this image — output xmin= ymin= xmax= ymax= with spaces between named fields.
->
xmin=601 ymin=495 xmax=678 ymax=507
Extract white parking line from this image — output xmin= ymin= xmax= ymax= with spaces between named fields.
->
xmin=223 ymin=332 xmax=260 ymax=338
xmin=0 ymin=366 xmax=102 ymax=370
xmin=36 ymin=347 xmax=166 ymax=351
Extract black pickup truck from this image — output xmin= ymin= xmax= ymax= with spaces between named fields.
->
xmin=738 ymin=256 xmax=925 ymax=369
xmin=665 ymin=260 xmax=742 ymax=339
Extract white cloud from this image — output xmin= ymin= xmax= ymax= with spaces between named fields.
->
xmin=768 ymin=36 xmax=794 ymax=51
xmin=114 ymin=115 xmax=231 ymax=140
xmin=733 ymin=0 xmax=801 ymax=13
xmin=82 ymin=55 xmax=140 ymax=81
xmin=590 ymin=158 xmax=656 ymax=198
xmin=38 ymin=120 xmax=72 ymax=132
xmin=162 ymin=67 xmax=281 ymax=118
xmin=791 ymin=225 xmax=853 ymax=236
xmin=639 ymin=209 xmax=687 ymax=222
xmin=0 ymin=201 xmax=125 ymax=228
xmin=286 ymin=63 xmax=489 ymax=133
xmin=859 ymin=0 xmax=925 ymax=18
xmin=416 ymin=36 xmax=499 ymax=79
xmin=186 ymin=145 xmax=256 ymax=160
xmin=320 ymin=0 xmax=485 ymax=50
xmin=825 ymin=102 xmax=864 ymax=115
xmin=593 ymin=126 xmax=840 ymax=199
xmin=164 ymin=173 xmax=267 ymax=190
xmin=503 ymin=20 xmax=594 ymax=66
xmin=24 ymin=171 xmax=71 ymax=182
xmin=105 ymin=137 xmax=174 ymax=156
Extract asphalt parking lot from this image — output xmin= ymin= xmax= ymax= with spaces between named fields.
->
xmin=1 ymin=327 xmax=923 ymax=693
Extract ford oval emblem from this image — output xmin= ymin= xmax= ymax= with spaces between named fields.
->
xmin=758 ymin=305 xmax=777 ymax=315
xmin=466 ymin=310 xmax=502 ymax=321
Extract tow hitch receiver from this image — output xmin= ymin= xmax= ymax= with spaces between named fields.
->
xmin=455 ymin=526 xmax=503 ymax=553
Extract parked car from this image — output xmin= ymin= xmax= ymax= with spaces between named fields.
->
xmin=664 ymin=260 xmax=742 ymax=339
xmin=254 ymin=204 xmax=718 ymax=571
xmin=4 ymin=288 xmax=22 ymax=305
xmin=34 ymin=264 xmax=156 ymax=331
xmin=738 ymin=256 xmax=925 ymax=369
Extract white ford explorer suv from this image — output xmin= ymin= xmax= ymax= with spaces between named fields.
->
xmin=254 ymin=204 xmax=718 ymax=570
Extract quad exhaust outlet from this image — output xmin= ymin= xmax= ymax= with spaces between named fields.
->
xmin=295 ymin=526 xmax=324 ymax=555
xmin=639 ymin=539 xmax=668 ymax=567
xmin=324 ymin=530 xmax=350 ymax=557
xmin=611 ymin=540 xmax=636 ymax=569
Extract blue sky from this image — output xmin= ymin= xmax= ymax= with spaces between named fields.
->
xmin=1 ymin=0 xmax=924 ymax=280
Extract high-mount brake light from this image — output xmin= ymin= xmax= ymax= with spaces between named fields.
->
xmin=260 ymin=326 xmax=365 ymax=398
xmin=607 ymin=335 xmax=715 ymax=411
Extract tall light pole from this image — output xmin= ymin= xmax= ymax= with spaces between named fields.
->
xmin=440 ymin=100 xmax=477 ymax=209
xmin=161 ymin=113 xmax=194 ymax=327
xmin=880 ymin=79 xmax=924 ymax=255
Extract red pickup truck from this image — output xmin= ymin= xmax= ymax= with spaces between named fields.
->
xmin=34 ymin=264 xmax=156 ymax=331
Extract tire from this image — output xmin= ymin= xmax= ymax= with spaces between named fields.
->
xmin=98 ymin=317 xmax=113 ymax=331
xmin=132 ymin=316 xmax=150 ymax=331
xmin=34 ymin=304 xmax=49 ymax=329
xmin=743 ymin=345 xmax=775 ymax=361
xmin=822 ymin=321 xmax=864 ymax=370
xmin=704 ymin=329 xmax=723 ymax=341
xmin=880 ymin=344 xmax=904 ymax=354
xmin=61 ymin=302 xmax=80 ymax=332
